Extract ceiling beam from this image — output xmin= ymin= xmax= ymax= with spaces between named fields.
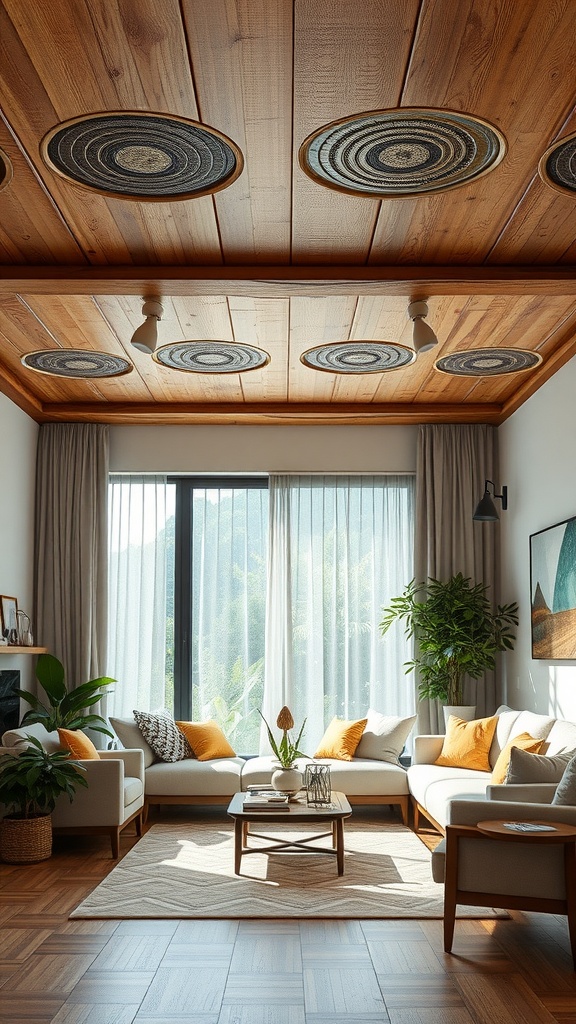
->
xmin=1 ymin=265 xmax=576 ymax=298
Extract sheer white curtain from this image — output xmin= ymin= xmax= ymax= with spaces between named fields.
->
xmin=263 ymin=475 xmax=415 ymax=753
xmin=107 ymin=476 xmax=174 ymax=716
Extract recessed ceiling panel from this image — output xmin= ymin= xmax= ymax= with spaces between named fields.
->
xmin=299 ymin=108 xmax=506 ymax=198
xmin=40 ymin=112 xmax=243 ymax=201
xmin=435 ymin=349 xmax=542 ymax=376
xmin=539 ymin=132 xmax=576 ymax=196
xmin=153 ymin=341 xmax=269 ymax=373
xmin=22 ymin=350 xmax=133 ymax=378
xmin=301 ymin=341 xmax=415 ymax=373
xmin=0 ymin=147 xmax=13 ymax=192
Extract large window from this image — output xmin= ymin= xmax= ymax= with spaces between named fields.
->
xmin=108 ymin=474 xmax=414 ymax=753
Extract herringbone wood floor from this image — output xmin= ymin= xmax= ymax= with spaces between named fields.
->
xmin=1 ymin=806 xmax=575 ymax=1024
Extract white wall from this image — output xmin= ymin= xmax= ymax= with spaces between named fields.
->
xmin=110 ymin=424 xmax=418 ymax=473
xmin=0 ymin=393 xmax=38 ymax=690
xmin=500 ymin=354 xmax=576 ymax=720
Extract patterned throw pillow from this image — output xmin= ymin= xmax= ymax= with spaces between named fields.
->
xmin=133 ymin=709 xmax=192 ymax=763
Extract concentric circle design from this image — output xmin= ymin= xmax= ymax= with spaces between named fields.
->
xmin=40 ymin=111 xmax=243 ymax=201
xmin=435 ymin=349 xmax=542 ymax=377
xmin=0 ymin=147 xmax=13 ymax=192
xmin=22 ymin=350 xmax=133 ymax=378
xmin=539 ymin=132 xmax=576 ymax=196
xmin=299 ymin=108 xmax=506 ymax=198
xmin=153 ymin=341 xmax=269 ymax=373
xmin=301 ymin=342 xmax=415 ymax=373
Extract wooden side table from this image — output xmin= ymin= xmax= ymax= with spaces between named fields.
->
xmin=443 ymin=819 xmax=576 ymax=969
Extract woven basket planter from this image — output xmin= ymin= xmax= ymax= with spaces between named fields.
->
xmin=0 ymin=813 xmax=52 ymax=863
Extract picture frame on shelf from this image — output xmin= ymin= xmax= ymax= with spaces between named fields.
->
xmin=530 ymin=515 xmax=576 ymax=659
xmin=0 ymin=596 xmax=18 ymax=644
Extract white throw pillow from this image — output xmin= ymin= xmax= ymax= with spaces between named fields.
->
xmin=110 ymin=716 xmax=157 ymax=768
xmin=354 ymin=710 xmax=416 ymax=764
xmin=552 ymin=752 xmax=576 ymax=806
xmin=505 ymin=745 xmax=574 ymax=785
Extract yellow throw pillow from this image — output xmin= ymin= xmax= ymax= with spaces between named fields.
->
xmin=57 ymin=728 xmax=100 ymax=760
xmin=176 ymin=720 xmax=236 ymax=761
xmin=314 ymin=716 xmax=368 ymax=761
xmin=435 ymin=715 xmax=498 ymax=772
xmin=491 ymin=732 xmax=544 ymax=784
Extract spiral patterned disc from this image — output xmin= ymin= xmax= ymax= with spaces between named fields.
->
xmin=0 ymin=147 xmax=13 ymax=192
xmin=301 ymin=341 xmax=415 ymax=373
xmin=153 ymin=341 xmax=269 ymax=373
xmin=299 ymin=108 xmax=506 ymax=197
xmin=40 ymin=112 xmax=243 ymax=200
xmin=435 ymin=348 xmax=541 ymax=377
xmin=22 ymin=350 xmax=133 ymax=378
xmin=539 ymin=132 xmax=576 ymax=196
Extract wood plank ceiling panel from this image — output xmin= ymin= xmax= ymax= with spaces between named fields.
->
xmin=288 ymin=295 xmax=358 ymax=401
xmin=369 ymin=0 xmax=576 ymax=265
xmin=183 ymin=0 xmax=293 ymax=264
xmin=292 ymin=0 xmax=421 ymax=263
xmin=229 ymin=297 xmax=289 ymax=401
xmin=0 ymin=0 xmax=223 ymax=265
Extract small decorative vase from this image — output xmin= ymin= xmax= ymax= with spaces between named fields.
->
xmin=443 ymin=705 xmax=477 ymax=729
xmin=271 ymin=766 xmax=303 ymax=798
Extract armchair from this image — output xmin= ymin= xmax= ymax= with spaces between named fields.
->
xmin=1 ymin=723 xmax=145 ymax=858
xmin=432 ymin=797 xmax=576 ymax=969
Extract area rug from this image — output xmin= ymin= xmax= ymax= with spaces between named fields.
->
xmin=70 ymin=820 xmax=505 ymax=920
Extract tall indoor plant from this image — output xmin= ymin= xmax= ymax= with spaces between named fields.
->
xmin=0 ymin=737 xmax=88 ymax=863
xmin=17 ymin=652 xmax=115 ymax=739
xmin=380 ymin=573 xmax=518 ymax=714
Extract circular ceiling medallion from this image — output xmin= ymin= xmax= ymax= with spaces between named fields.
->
xmin=301 ymin=341 xmax=415 ymax=373
xmin=299 ymin=107 xmax=506 ymax=198
xmin=0 ymin=148 xmax=13 ymax=192
xmin=435 ymin=349 xmax=542 ymax=377
xmin=40 ymin=111 xmax=243 ymax=201
xmin=153 ymin=341 xmax=269 ymax=373
xmin=538 ymin=132 xmax=576 ymax=196
xmin=22 ymin=350 xmax=133 ymax=378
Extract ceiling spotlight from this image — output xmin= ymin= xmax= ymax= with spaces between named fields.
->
xmin=473 ymin=480 xmax=508 ymax=522
xmin=131 ymin=300 xmax=163 ymax=355
xmin=408 ymin=300 xmax=438 ymax=354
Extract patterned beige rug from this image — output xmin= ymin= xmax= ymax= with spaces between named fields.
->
xmin=70 ymin=819 xmax=504 ymax=920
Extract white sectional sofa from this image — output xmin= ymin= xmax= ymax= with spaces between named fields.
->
xmin=408 ymin=705 xmax=576 ymax=833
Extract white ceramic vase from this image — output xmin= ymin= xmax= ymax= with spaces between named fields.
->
xmin=443 ymin=705 xmax=477 ymax=729
xmin=271 ymin=766 xmax=303 ymax=797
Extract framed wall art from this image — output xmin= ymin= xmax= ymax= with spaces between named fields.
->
xmin=0 ymin=595 xmax=18 ymax=643
xmin=530 ymin=515 xmax=576 ymax=659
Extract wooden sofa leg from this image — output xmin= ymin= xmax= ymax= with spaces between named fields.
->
xmin=412 ymin=797 xmax=421 ymax=833
xmin=135 ymin=811 xmax=143 ymax=837
xmin=110 ymin=827 xmax=121 ymax=859
xmin=443 ymin=827 xmax=458 ymax=953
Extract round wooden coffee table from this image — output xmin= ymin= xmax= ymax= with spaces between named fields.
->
xmin=477 ymin=819 xmax=576 ymax=841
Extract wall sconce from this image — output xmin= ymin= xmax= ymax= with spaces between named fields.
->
xmin=131 ymin=300 xmax=163 ymax=355
xmin=473 ymin=480 xmax=508 ymax=521
xmin=407 ymin=300 xmax=438 ymax=355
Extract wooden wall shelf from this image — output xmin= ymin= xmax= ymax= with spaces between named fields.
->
xmin=0 ymin=646 xmax=47 ymax=654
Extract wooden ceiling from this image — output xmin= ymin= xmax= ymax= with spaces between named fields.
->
xmin=1 ymin=0 xmax=576 ymax=426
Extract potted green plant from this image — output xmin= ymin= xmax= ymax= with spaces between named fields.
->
xmin=380 ymin=574 xmax=518 ymax=722
xmin=0 ymin=736 xmax=88 ymax=863
xmin=259 ymin=706 xmax=307 ymax=796
xmin=17 ymin=652 xmax=115 ymax=739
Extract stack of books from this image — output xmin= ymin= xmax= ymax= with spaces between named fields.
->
xmin=243 ymin=790 xmax=290 ymax=811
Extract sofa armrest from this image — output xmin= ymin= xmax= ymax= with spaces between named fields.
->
xmin=486 ymin=782 xmax=557 ymax=804
xmin=447 ymin=797 xmax=576 ymax=828
xmin=52 ymin=757 xmax=128 ymax=827
xmin=100 ymin=748 xmax=145 ymax=781
xmin=413 ymin=735 xmax=444 ymax=764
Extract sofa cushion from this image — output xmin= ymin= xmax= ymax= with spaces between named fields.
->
xmin=489 ymin=707 xmax=554 ymax=767
xmin=545 ymin=718 xmax=576 ymax=756
xmin=505 ymin=745 xmax=574 ymax=784
xmin=314 ymin=716 xmax=367 ymax=760
xmin=58 ymin=728 xmax=100 ymax=760
xmin=435 ymin=715 xmax=497 ymax=771
xmin=176 ymin=720 xmax=236 ymax=760
xmin=491 ymin=733 xmax=544 ymax=784
xmin=552 ymin=753 xmax=576 ymax=806
xmin=124 ymin=777 xmax=144 ymax=806
xmin=407 ymin=763 xmax=490 ymax=828
xmin=2 ymin=722 xmax=62 ymax=753
xmin=144 ymin=757 xmax=244 ymax=796
xmin=110 ymin=716 xmax=157 ymax=768
xmin=240 ymin=755 xmax=409 ymax=796
xmin=354 ymin=710 xmax=416 ymax=764
xmin=133 ymin=710 xmax=192 ymax=763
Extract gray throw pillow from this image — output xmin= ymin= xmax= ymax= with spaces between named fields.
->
xmin=552 ymin=752 xmax=576 ymax=806
xmin=505 ymin=745 xmax=574 ymax=785
xmin=133 ymin=709 xmax=192 ymax=763
xmin=354 ymin=710 xmax=417 ymax=764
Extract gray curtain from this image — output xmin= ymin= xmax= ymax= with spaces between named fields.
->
xmin=415 ymin=424 xmax=500 ymax=733
xmin=34 ymin=424 xmax=109 ymax=700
